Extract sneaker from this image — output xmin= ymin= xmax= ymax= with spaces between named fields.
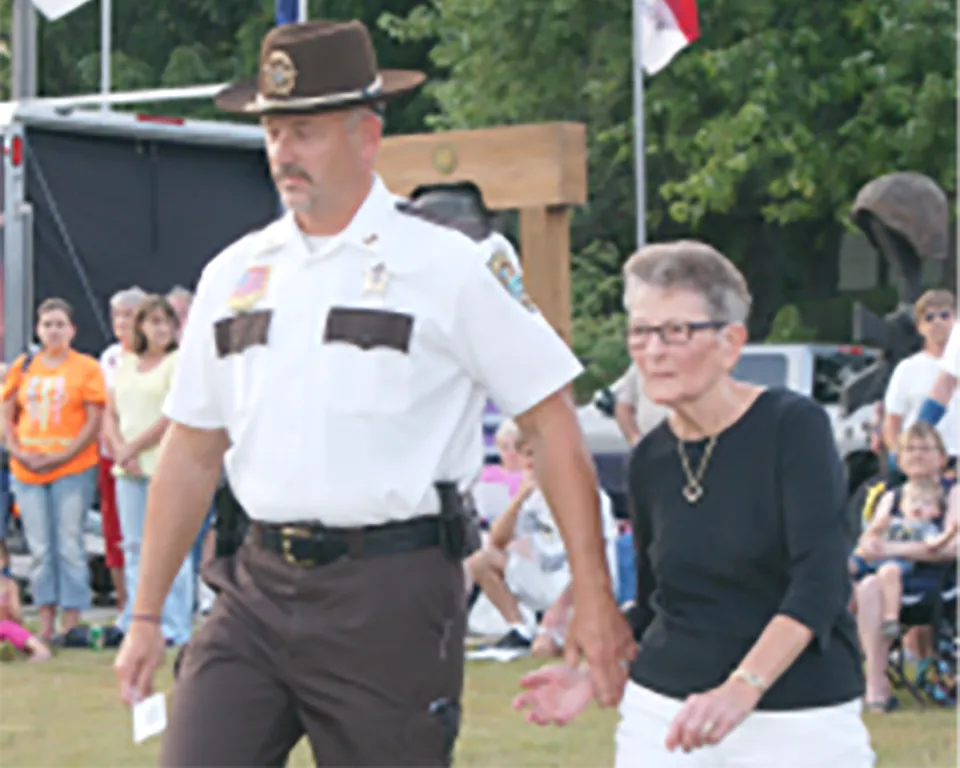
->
xmin=864 ymin=695 xmax=899 ymax=714
xmin=103 ymin=625 xmax=125 ymax=649
xmin=493 ymin=628 xmax=532 ymax=650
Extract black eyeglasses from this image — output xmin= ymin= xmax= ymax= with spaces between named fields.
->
xmin=924 ymin=310 xmax=954 ymax=323
xmin=626 ymin=320 xmax=727 ymax=347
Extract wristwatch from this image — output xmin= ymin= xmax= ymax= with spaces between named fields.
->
xmin=729 ymin=668 xmax=767 ymax=693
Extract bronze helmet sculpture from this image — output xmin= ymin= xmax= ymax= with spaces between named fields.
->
xmin=852 ymin=171 xmax=949 ymax=306
xmin=842 ymin=172 xmax=950 ymax=417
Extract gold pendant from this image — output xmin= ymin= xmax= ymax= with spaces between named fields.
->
xmin=683 ymin=484 xmax=703 ymax=504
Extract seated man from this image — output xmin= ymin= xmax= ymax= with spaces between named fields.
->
xmin=465 ymin=427 xmax=618 ymax=650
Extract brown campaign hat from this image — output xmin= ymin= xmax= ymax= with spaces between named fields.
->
xmin=215 ymin=19 xmax=426 ymax=115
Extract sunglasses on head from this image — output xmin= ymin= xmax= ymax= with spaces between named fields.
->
xmin=924 ymin=309 xmax=953 ymax=323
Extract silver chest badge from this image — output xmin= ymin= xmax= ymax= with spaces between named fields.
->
xmin=363 ymin=262 xmax=390 ymax=296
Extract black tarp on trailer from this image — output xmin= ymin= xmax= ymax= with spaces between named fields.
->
xmin=25 ymin=126 xmax=278 ymax=354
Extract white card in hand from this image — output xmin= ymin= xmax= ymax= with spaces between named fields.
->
xmin=132 ymin=692 xmax=167 ymax=744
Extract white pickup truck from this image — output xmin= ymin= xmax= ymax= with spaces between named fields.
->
xmin=730 ymin=343 xmax=880 ymax=490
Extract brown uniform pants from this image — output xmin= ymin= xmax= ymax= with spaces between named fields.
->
xmin=161 ymin=538 xmax=466 ymax=767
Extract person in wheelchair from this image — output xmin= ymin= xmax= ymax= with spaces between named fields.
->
xmin=854 ymin=423 xmax=958 ymax=713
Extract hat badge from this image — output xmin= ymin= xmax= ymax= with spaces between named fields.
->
xmin=263 ymin=50 xmax=297 ymax=97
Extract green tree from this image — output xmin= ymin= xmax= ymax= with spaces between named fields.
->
xmin=383 ymin=0 xmax=956 ymax=343
xmin=766 ymin=304 xmax=817 ymax=343
xmin=383 ymin=0 xmax=955 ymax=226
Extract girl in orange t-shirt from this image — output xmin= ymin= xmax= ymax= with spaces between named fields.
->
xmin=1 ymin=298 xmax=106 ymax=641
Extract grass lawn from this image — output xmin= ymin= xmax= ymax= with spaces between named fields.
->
xmin=0 ymin=650 xmax=956 ymax=767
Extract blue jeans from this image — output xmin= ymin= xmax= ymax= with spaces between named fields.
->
xmin=11 ymin=467 xmax=96 ymax=610
xmin=115 ymin=475 xmax=195 ymax=645
xmin=0 ymin=466 xmax=10 ymax=540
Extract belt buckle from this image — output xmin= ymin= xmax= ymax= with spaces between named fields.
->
xmin=280 ymin=526 xmax=316 ymax=567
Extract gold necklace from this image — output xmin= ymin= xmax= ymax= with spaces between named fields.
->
xmin=677 ymin=434 xmax=719 ymax=503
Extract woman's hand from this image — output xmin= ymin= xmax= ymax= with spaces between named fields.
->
xmin=11 ymin=448 xmax=41 ymax=471
xmin=531 ymin=630 xmax=562 ymax=658
xmin=9 ymin=444 xmax=39 ymax=467
xmin=531 ymin=598 xmax=572 ymax=658
xmin=857 ymin=537 xmax=886 ymax=561
xmin=114 ymin=441 xmax=138 ymax=466
xmin=516 ymin=471 xmax=537 ymax=499
xmin=665 ymin=678 xmax=761 ymax=753
xmin=512 ymin=664 xmax=596 ymax=726
xmin=121 ymin=456 xmax=143 ymax=476
xmin=29 ymin=452 xmax=70 ymax=473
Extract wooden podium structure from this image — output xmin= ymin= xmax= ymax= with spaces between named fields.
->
xmin=376 ymin=122 xmax=588 ymax=343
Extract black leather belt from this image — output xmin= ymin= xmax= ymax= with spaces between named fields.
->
xmin=249 ymin=516 xmax=440 ymax=567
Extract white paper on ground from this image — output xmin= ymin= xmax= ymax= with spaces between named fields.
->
xmin=132 ymin=692 xmax=167 ymax=744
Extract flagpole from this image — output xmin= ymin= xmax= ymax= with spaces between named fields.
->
xmin=100 ymin=0 xmax=111 ymax=111
xmin=632 ymin=0 xmax=646 ymax=249
xmin=11 ymin=0 xmax=37 ymax=100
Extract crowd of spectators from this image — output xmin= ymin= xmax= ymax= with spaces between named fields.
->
xmin=0 ymin=285 xmax=213 ymax=654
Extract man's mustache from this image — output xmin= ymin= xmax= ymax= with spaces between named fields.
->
xmin=274 ymin=165 xmax=312 ymax=184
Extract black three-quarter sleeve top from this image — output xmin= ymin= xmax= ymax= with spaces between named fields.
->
xmin=626 ymin=387 xmax=865 ymax=710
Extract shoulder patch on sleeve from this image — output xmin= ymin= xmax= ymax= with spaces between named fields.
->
xmin=395 ymin=200 xmax=491 ymax=242
xmin=487 ymin=250 xmax=537 ymax=312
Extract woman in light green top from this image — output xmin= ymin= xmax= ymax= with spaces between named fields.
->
xmin=104 ymin=295 xmax=193 ymax=645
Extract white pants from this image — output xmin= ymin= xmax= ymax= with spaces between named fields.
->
xmin=615 ymin=682 xmax=875 ymax=768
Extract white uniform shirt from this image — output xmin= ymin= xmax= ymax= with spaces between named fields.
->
xmin=482 ymin=231 xmax=522 ymax=272
xmin=885 ymin=350 xmax=959 ymax=455
xmin=164 ymin=176 xmax=583 ymax=526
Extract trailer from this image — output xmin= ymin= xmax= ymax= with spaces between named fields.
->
xmin=1 ymin=92 xmax=279 ymax=359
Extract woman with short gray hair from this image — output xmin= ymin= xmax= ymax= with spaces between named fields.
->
xmin=515 ymin=241 xmax=874 ymax=766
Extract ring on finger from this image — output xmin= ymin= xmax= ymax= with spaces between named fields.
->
xmin=700 ymin=721 xmax=716 ymax=736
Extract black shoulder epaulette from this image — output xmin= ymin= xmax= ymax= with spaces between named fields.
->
xmin=395 ymin=200 xmax=491 ymax=243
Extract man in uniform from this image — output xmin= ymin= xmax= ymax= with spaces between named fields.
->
xmin=114 ymin=19 xmax=633 ymax=768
